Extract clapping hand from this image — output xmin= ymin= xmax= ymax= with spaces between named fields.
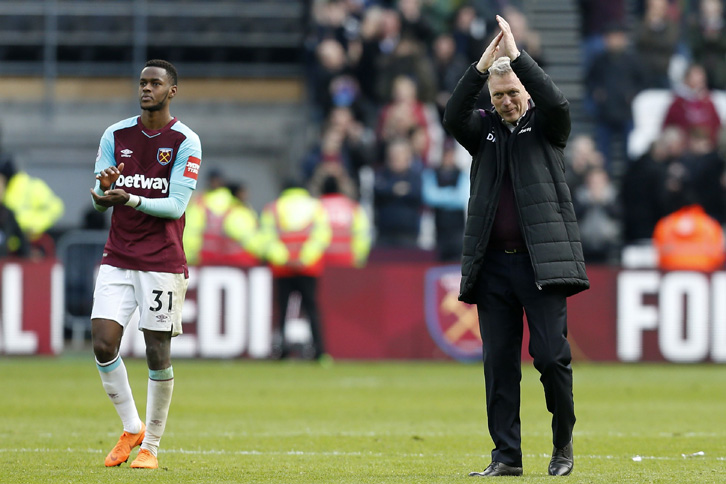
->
xmin=476 ymin=15 xmax=521 ymax=73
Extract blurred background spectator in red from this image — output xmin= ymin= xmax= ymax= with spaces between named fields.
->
xmin=663 ymin=63 xmax=722 ymax=147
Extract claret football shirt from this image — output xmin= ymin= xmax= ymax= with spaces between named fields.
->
xmin=94 ymin=116 xmax=202 ymax=275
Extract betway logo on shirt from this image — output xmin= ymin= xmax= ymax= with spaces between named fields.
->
xmin=116 ymin=174 xmax=169 ymax=193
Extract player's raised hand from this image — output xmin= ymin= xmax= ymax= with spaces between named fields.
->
xmin=495 ymin=15 xmax=520 ymax=61
xmin=476 ymin=30 xmax=503 ymax=73
xmin=95 ymin=162 xmax=125 ymax=191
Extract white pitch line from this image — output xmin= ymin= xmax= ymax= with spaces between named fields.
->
xmin=0 ymin=448 xmax=723 ymax=462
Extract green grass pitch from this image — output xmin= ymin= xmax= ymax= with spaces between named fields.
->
xmin=1 ymin=355 xmax=725 ymax=483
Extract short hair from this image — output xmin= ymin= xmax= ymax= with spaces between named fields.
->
xmin=321 ymin=175 xmax=340 ymax=195
xmin=144 ymin=59 xmax=178 ymax=86
xmin=488 ymin=56 xmax=513 ymax=77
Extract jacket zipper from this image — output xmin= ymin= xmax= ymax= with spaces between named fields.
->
xmin=507 ymin=120 xmax=542 ymax=290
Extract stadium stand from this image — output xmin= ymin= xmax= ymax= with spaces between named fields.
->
xmin=0 ymin=0 xmax=304 ymax=77
xmin=525 ymin=0 xmax=587 ymax=132
xmin=0 ymin=0 xmax=311 ymax=233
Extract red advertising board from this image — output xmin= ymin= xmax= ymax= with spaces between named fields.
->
xmin=0 ymin=260 xmax=63 ymax=355
xmin=320 ymin=263 xmax=622 ymax=362
xmin=1 ymin=260 xmax=725 ymax=363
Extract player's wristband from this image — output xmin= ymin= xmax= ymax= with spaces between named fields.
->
xmin=125 ymin=194 xmax=142 ymax=208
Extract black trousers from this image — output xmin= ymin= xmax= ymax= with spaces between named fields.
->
xmin=474 ymin=251 xmax=575 ymax=467
xmin=275 ymin=275 xmax=324 ymax=358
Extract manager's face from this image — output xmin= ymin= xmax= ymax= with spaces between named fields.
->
xmin=488 ymin=72 xmax=529 ymax=124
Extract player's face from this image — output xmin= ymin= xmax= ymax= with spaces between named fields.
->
xmin=139 ymin=67 xmax=176 ymax=112
xmin=488 ymin=72 xmax=529 ymax=124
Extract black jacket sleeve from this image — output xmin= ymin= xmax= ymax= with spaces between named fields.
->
xmin=442 ymin=63 xmax=489 ymax=156
xmin=511 ymin=51 xmax=571 ymax=147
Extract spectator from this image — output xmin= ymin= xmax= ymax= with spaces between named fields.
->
xmin=305 ymin=0 xmax=353 ymax=52
xmin=205 ymin=167 xmax=226 ymax=191
xmin=662 ymin=63 xmax=722 ymax=147
xmin=397 ymin=0 xmax=437 ymax=48
xmin=573 ymin=167 xmax=622 ymax=263
xmin=375 ymin=34 xmax=438 ymax=105
xmin=307 ymin=158 xmax=359 ymax=200
xmin=634 ymin=0 xmax=681 ymax=89
xmin=451 ymin=4 xmax=488 ymax=63
xmin=585 ymin=23 xmax=646 ymax=170
xmin=353 ymin=7 xmax=407 ymax=108
xmin=0 ymin=155 xmax=64 ymax=257
xmin=309 ymin=38 xmax=352 ymax=120
xmin=621 ymin=129 xmax=674 ymax=243
xmin=319 ymin=174 xmax=372 ymax=267
xmin=373 ymin=138 xmax=423 ymax=247
xmin=421 ymin=139 xmax=468 ymax=262
xmin=564 ymin=134 xmax=605 ymax=193
xmin=653 ymin=198 xmax=725 ymax=271
xmin=679 ymin=128 xmax=726 ymax=223
xmin=228 ymin=180 xmax=250 ymax=206
xmin=351 ymin=7 xmax=389 ymax=110
xmin=376 ymin=74 xmax=442 ymax=166
xmin=577 ymin=0 xmax=628 ymax=71
xmin=301 ymin=125 xmax=351 ymax=182
xmin=661 ymin=127 xmax=694 ymax=216
xmin=0 ymin=173 xmax=28 ymax=258
xmin=687 ymin=0 xmax=726 ymax=90
xmin=326 ymin=106 xmax=377 ymax=189
xmin=432 ymin=32 xmax=471 ymax=122
xmin=259 ymin=179 xmax=332 ymax=361
xmin=419 ymin=0 xmax=460 ymax=36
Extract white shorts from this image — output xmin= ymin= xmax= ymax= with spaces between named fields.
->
xmin=91 ymin=265 xmax=188 ymax=337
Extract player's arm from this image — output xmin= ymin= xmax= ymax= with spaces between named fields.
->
xmin=131 ymin=182 xmax=192 ymax=219
xmin=130 ymin=131 xmax=200 ymax=218
xmin=91 ymin=129 xmax=119 ymax=212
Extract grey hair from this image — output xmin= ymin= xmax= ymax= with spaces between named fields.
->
xmin=488 ymin=56 xmax=513 ymax=77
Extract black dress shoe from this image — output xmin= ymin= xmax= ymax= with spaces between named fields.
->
xmin=548 ymin=440 xmax=574 ymax=476
xmin=469 ymin=461 xmax=523 ymax=477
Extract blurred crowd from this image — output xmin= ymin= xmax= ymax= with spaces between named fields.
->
xmin=3 ymin=0 xmax=726 ymax=271
xmin=295 ymin=0 xmax=726 ymax=267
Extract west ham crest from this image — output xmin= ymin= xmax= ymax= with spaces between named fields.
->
xmin=424 ymin=265 xmax=482 ymax=362
xmin=157 ymin=147 xmax=173 ymax=165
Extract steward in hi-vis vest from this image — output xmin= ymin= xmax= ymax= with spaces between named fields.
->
xmin=259 ymin=181 xmax=331 ymax=361
xmin=184 ymin=186 xmax=261 ymax=267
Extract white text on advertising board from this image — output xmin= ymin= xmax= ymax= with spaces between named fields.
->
xmin=618 ymin=270 xmax=726 ymax=362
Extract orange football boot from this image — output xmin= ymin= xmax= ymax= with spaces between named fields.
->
xmin=104 ymin=422 xmax=146 ymax=467
xmin=130 ymin=448 xmax=158 ymax=469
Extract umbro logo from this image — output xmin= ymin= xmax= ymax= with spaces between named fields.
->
xmin=120 ymin=149 xmax=133 ymax=158
xmin=518 ymin=127 xmax=532 ymax=134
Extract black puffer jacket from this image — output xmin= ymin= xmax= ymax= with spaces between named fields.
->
xmin=443 ymin=51 xmax=589 ymax=304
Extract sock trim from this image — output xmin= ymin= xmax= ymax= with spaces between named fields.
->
xmin=96 ymin=354 xmax=121 ymax=373
xmin=149 ymin=366 xmax=173 ymax=381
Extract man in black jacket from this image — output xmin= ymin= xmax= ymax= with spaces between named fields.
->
xmin=443 ymin=15 xmax=590 ymax=477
